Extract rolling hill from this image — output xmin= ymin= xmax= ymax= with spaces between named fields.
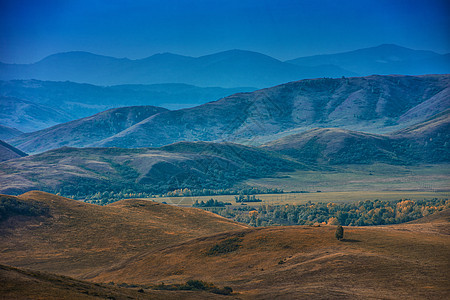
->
xmin=8 ymin=105 xmax=169 ymax=153
xmin=0 ymin=140 xmax=27 ymax=162
xmin=0 ymin=191 xmax=248 ymax=279
xmin=0 ymin=191 xmax=448 ymax=299
xmin=262 ymin=109 xmax=450 ymax=164
xmin=287 ymin=44 xmax=450 ymax=76
xmin=0 ymin=143 xmax=298 ymax=196
xmin=8 ymin=74 xmax=450 ymax=153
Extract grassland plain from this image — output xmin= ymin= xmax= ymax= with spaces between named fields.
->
xmin=1 ymin=191 xmax=449 ymax=299
xmin=150 ymin=191 xmax=450 ymax=207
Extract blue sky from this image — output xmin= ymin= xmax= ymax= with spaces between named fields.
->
xmin=1 ymin=0 xmax=449 ymax=63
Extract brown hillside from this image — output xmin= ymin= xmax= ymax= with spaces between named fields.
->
xmin=1 ymin=191 xmax=449 ymax=299
xmin=0 ymin=191 xmax=247 ymax=279
xmin=0 ymin=264 xmax=228 ymax=300
xmin=93 ymin=222 xmax=450 ymax=299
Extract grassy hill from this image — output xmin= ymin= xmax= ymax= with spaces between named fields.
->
xmin=0 ymin=191 xmax=248 ymax=279
xmin=262 ymin=109 xmax=450 ymax=164
xmin=0 ymin=191 xmax=448 ymax=299
xmin=9 ymin=105 xmax=168 ymax=153
xmin=0 ymin=143 xmax=298 ymax=196
xmin=92 ymin=213 xmax=450 ymax=299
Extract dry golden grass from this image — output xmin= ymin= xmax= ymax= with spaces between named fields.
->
xmin=0 ymin=264 xmax=228 ymax=300
xmin=0 ymin=191 xmax=247 ymax=279
xmin=1 ymin=191 xmax=449 ymax=299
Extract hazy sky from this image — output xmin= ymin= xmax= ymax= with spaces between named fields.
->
xmin=1 ymin=0 xmax=449 ymax=63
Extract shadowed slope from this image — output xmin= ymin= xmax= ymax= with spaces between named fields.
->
xmin=0 ymin=264 xmax=229 ymax=300
xmin=0 ymin=140 xmax=27 ymax=162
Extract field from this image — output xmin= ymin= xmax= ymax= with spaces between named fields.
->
xmin=150 ymin=191 xmax=450 ymax=206
xmin=148 ymin=163 xmax=449 ymax=206
xmin=245 ymin=163 xmax=450 ymax=192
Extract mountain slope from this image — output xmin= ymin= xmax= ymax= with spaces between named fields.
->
xmin=0 ymin=140 xmax=27 ymax=162
xmin=0 ymin=124 xmax=22 ymax=140
xmin=0 ymin=50 xmax=355 ymax=88
xmin=81 ymin=74 xmax=450 ymax=149
xmin=262 ymin=109 xmax=450 ymax=164
xmin=0 ymin=96 xmax=73 ymax=132
xmin=9 ymin=106 xmax=168 ymax=153
xmin=9 ymin=74 xmax=449 ymax=153
xmin=0 ymin=143 xmax=298 ymax=195
xmin=287 ymin=44 xmax=450 ymax=76
xmin=0 ymin=79 xmax=255 ymax=120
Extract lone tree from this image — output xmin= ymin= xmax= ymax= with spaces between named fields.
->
xmin=335 ymin=225 xmax=344 ymax=240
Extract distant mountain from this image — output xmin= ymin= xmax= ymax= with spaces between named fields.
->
xmin=0 ymin=96 xmax=73 ymax=132
xmin=0 ymin=124 xmax=22 ymax=140
xmin=0 ymin=140 xmax=27 ymax=162
xmin=0 ymin=143 xmax=298 ymax=195
xmin=10 ymin=74 xmax=448 ymax=153
xmin=9 ymin=106 xmax=168 ymax=153
xmin=287 ymin=44 xmax=450 ymax=76
xmin=0 ymin=80 xmax=256 ymax=120
xmin=262 ymin=109 xmax=450 ymax=164
xmin=0 ymin=50 xmax=356 ymax=88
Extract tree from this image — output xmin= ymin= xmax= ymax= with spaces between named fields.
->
xmin=335 ymin=225 xmax=344 ymax=240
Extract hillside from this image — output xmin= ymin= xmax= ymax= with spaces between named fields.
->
xmin=1 ymin=191 xmax=447 ymax=299
xmin=0 ymin=96 xmax=73 ymax=132
xmin=9 ymin=74 xmax=450 ymax=153
xmin=0 ymin=80 xmax=255 ymax=122
xmin=262 ymin=109 xmax=450 ymax=164
xmin=0 ymin=191 xmax=248 ymax=279
xmin=0 ymin=143 xmax=298 ymax=195
xmin=9 ymin=106 xmax=168 ymax=153
xmin=0 ymin=140 xmax=27 ymax=162
xmin=91 ymin=222 xmax=449 ymax=299
xmin=0 ymin=264 xmax=226 ymax=300
xmin=0 ymin=49 xmax=355 ymax=88
xmin=0 ymin=124 xmax=22 ymax=140
xmin=287 ymin=44 xmax=450 ymax=76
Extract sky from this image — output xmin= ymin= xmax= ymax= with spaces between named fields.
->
xmin=0 ymin=0 xmax=449 ymax=63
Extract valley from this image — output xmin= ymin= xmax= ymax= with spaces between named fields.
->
xmin=0 ymin=49 xmax=448 ymax=300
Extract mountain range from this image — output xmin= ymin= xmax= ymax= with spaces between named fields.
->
xmin=8 ymin=74 xmax=449 ymax=154
xmin=1 ymin=44 xmax=448 ymax=88
xmin=0 ymin=80 xmax=254 ymax=132
xmin=1 ymin=109 xmax=447 ymax=196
